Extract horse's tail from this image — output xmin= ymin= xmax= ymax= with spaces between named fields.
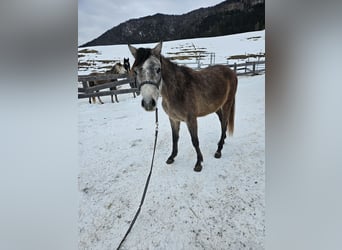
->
xmin=228 ymin=97 xmax=235 ymax=136
xmin=228 ymin=75 xmax=237 ymax=136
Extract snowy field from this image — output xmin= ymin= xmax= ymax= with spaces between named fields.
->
xmin=79 ymin=31 xmax=265 ymax=249
xmin=78 ymin=30 xmax=265 ymax=75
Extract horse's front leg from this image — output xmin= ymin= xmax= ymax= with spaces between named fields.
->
xmin=166 ymin=118 xmax=180 ymax=164
xmin=186 ymin=117 xmax=203 ymax=172
xmin=110 ymin=87 xmax=119 ymax=103
xmin=97 ymin=91 xmax=104 ymax=104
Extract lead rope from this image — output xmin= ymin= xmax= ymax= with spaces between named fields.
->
xmin=116 ymin=108 xmax=159 ymax=250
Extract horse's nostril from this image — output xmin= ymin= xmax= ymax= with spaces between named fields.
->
xmin=141 ymin=100 xmax=145 ymax=107
xmin=151 ymin=99 xmax=156 ymax=107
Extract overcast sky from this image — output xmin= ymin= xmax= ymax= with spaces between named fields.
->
xmin=78 ymin=0 xmax=225 ymax=46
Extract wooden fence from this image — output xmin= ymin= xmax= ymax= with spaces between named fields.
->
xmin=78 ymin=73 xmax=138 ymax=100
xmin=229 ymin=60 xmax=265 ymax=76
xmin=78 ymin=61 xmax=265 ymax=100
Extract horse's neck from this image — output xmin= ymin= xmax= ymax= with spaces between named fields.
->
xmin=161 ymin=56 xmax=180 ymax=83
xmin=160 ymin=56 xmax=184 ymax=97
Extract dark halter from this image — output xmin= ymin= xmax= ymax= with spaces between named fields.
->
xmin=138 ymin=80 xmax=160 ymax=91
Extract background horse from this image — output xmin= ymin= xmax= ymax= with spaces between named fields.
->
xmin=88 ymin=62 xmax=127 ymax=104
xmin=123 ymin=57 xmax=138 ymax=98
xmin=129 ymin=42 xmax=238 ymax=172
xmin=123 ymin=57 xmax=130 ymax=72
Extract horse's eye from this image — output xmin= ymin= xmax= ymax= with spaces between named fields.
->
xmin=156 ymin=67 xmax=161 ymax=74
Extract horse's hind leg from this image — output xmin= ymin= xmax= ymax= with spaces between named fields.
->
xmin=97 ymin=91 xmax=104 ymax=104
xmin=186 ymin=117 xmax=203 ymax=172
xmin=166 ymin=118 xmax=180 ymax=164
xmin=110 ymin=88 xmax=114 ymax=103
xmin=98 ymin=97 xmax=104 ymax=104
xmin=110 ymin=87 xmax=119 ymax=103
xmin=215 ymin=106 xmax=229 ymax=158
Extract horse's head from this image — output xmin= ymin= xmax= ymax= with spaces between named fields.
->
xmin=123 ymin=58 xmax=130 ymax=72
xmin=128 ymin=42 xmax=162 ymax=111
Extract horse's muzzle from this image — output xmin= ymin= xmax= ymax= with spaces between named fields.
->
xmin=141 ymin=98 xmax=156 ymax=111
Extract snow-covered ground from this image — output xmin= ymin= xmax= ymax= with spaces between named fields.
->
xmin=79 ymin=31 xmax=265 ymax=249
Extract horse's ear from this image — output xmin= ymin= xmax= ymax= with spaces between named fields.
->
xmin=128 ymin=44 xmax=137 ymax=58
xmin=152 ymin=41 xmax=162 ymax=56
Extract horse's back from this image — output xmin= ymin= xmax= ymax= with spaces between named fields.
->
xmin=194 ymin=65 xmax=236 ymax=94
xmin=200 ymin=65 xmax=236 ymax=81
xmin=181 ymin=65 xmax=237 ymax=117
xmin=202 ymin=64 xmax=237 ymax=97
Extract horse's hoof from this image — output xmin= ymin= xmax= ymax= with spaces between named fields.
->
xmin=166 ymin=158 xmax=174 ymax=164
xmin=214 ymin=152 xmax=221 ymax=158
xmin=194 ymin=164 xmax=202 ymax=172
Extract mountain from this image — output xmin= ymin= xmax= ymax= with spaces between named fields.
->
xmin=80 ymin=0 xmax=264 ymax=47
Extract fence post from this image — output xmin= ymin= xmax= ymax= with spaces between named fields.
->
xmin=253 ymin=62 xmax=256 ymax=75
xmin=234 ymin=63 xmax=237 ymax=73
xmin=209 ymin=52 xmax=215 ymax=65
xmin=81 ymin=81 xmax=89 ymax=92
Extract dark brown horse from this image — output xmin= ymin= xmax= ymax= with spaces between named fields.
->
xmin=123 ymin=57 xmax=130 ymax=73
xmin=128 ymin=42 xmax=238 ymax=172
